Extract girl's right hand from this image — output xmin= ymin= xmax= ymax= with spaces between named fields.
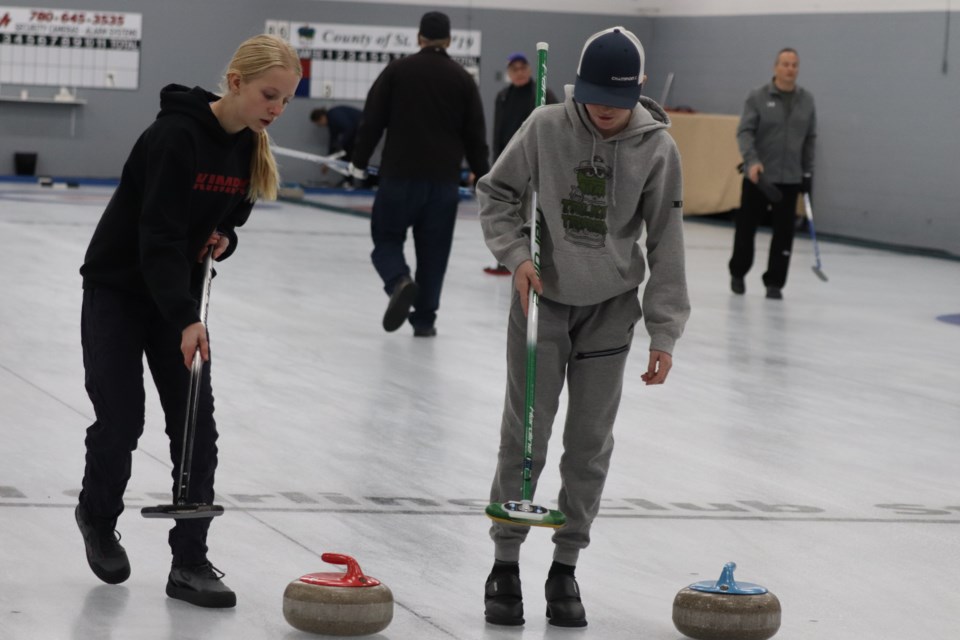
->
xmin=181 ymin=322 xmax=209 ymax=369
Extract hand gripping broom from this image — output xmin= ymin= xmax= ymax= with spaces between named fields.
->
xmin=485 ymin=43 xmax=565 ymax=529
xmin=142 ymin=247 xmax=224 ymax=520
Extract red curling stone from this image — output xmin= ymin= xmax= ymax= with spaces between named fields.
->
xmin=283 ymin=553 xmax=393 ymax=636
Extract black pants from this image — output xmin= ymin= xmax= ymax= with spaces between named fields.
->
xmin=729 ymin=179 xmax=801 ymax=289
xmin=80 ymin=288 xmax=218 ymax=566
xmin=370 ymin=177 xmax=460 ymax=331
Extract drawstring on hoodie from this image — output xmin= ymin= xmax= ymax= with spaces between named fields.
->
xmin=587 ymin=120 xmax=620 ymax=207
xmin=611 ymin=140 xmax=619 ymax=206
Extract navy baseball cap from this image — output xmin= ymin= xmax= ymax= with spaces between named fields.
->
xmin=574 ymin=27 xmax=645 ymax=109
xmin=507 ymin=52 xmax=528 ymax=66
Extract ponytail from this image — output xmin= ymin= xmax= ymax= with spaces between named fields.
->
xmin=249 ymin=130 xmax=280 ymax=201
xmin=221 ymin=34 xmax=301 ymax=202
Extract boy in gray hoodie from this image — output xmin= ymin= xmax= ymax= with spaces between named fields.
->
xmin=476 ymin=27 xmax=690 ymax=628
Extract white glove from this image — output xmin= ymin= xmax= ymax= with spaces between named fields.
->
xmin=347 ymin=162 xmax=367 ymax=180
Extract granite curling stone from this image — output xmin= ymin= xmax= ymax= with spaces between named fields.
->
xmin=673 ymin=562 xmax=781 ymax=640
xmin=283 ymin=553 xmax=393 ymax=636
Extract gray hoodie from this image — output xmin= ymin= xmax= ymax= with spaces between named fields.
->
xmin=477 ymin=86 xmax=690 ymax=354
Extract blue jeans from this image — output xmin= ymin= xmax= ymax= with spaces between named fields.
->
xmin=370 ymin=177 xmax=460 ymax=330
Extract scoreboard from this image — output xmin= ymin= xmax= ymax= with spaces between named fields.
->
xmin=0 ymin=5 xmax=141 ymax=89
xmin=266 ymin=20 xmax=481 ymax=101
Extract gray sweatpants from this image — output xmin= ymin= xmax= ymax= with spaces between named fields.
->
xmin=489 ymin=287 xmax=641 ymax=566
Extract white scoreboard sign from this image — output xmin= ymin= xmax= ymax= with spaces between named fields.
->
xmin=0 ymin=6 xmax=141 ymax=89
xmin=266 ymin=20 xmax=481 ymax=101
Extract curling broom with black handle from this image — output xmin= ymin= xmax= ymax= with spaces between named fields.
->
xmin=142 ymin=247 xmax=224 ymax=520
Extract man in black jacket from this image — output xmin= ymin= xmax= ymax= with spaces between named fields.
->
xmin=484 ymin=51 xmax=558 ymax=275
xmin=492 ymin=52 xmax=558 ymax=163
xmin=351 ymin=11 xmax=490 ymax=337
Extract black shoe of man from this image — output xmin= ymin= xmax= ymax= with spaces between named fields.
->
xmin=166 ymin=562 xmax=236 ymax=608
xmin=485 ymin=571 xmax=524 ymax=625
xmin=75 ymin=504 xmax=130 ymax=585
xmin=766 ymin=287 xmax=783 ymax=300
xmin=545 ymin=573 xmax=587 ymax=627
xmin=731 ymin=276 xmax=746 ymax=295
xmin=382 ymin=276 xmax=419 ymax=332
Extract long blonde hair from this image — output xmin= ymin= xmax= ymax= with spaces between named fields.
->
xmin=222 ymin=34 xmax=301 ymax=201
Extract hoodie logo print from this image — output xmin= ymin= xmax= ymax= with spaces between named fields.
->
xmin=193 ymin=173 xmax=249 ymax=195
xmin=560 ymin=155 xmax=610 ymax=248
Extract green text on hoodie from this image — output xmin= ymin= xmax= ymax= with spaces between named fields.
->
xmin=476 ymin=87 xmax=690 ymax=354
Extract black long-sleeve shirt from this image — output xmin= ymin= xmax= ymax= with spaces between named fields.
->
xmin=352 ymin=47 xmax=490 ymax=183
xmin=493 ymin=81 xmax=558 ymax=162
xmin=80 ymin=84 xmax=255 ymax=330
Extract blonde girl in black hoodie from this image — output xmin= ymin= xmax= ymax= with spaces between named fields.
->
xmin=75 ymin=34 xmax=300 ymax=608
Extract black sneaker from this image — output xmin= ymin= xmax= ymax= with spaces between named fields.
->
xmin=484 ymin=572 xmax=524 ymax=626
xmin=382 ymin=276 xmax=419 ymax=332
xmin=731 ymin=276 xmax=746 ymax=295
xmin=413 ymin=326 xmax=437 ymax=337
xmin=766 ymin=286 xmax=783 ymax=300
xmin=75 ymin=504 xmax=130 ymax=584
xmin=545 ymin=573 xmax=587 ymax=627
xmin=166 ymin=562 xmax=236 ymax=608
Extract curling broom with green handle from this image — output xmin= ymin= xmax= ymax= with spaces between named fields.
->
xmin=486 ymin=42 xmax=566 ymax=529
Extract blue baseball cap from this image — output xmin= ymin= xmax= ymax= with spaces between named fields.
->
xmin=507 ymin=52 xmax=528 ymax=66
xmin=574 ymin=27 xmax=645 ymax=109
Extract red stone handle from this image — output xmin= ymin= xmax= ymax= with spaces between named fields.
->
xmin=299 ymin=553 xmax=381 ymax=588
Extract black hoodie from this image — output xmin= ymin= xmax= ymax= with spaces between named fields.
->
xmin=80 ymin=84 xmax=256 ymax=330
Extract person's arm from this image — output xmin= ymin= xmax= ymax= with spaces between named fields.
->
xmin=351 ymin=67 xmax=393 ymax=170
xmin=138 ymin=126 xmax=203 ymax=331
xmin=215 ymin=198 xmax=254 ymax=262
xmin=639 ymin=134 xmax=691 ymax=360
xmin=476 ymin=117 xmax=535 ymax=272
xmin=492 ymin=90 xmax=505 ymax=162
xmin=802 ymin=94 xmax=817 ymax=176
xmin=327 ymin=122 xmax=342 ymax=155
xmin=462 ymin=75 xmax=491 ymax=178
xmin=736 ymin=91 xmax=763 ymax=177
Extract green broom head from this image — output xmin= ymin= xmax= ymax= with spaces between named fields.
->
xmin=486 ymin=500 xmax=566 ymax=528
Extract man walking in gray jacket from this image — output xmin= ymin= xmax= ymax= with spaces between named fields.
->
xmin=729 ymin=47 xmax=816 ymax=299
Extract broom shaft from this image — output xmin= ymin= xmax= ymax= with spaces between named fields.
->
xmin=521 ymin=43 xmax=549 ymax=504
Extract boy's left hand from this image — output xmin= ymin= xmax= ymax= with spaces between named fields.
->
xmin=641 ymin=350 xmax=672 ymax=385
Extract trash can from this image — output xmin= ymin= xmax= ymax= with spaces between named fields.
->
xmin=14 ymin=152 xmax=38 ymax=176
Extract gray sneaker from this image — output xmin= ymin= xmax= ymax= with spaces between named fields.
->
xmin=167 ymin=562 xmax=236 ymax=608
xmin=75 ymin=504 xmax=130 ymax=584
